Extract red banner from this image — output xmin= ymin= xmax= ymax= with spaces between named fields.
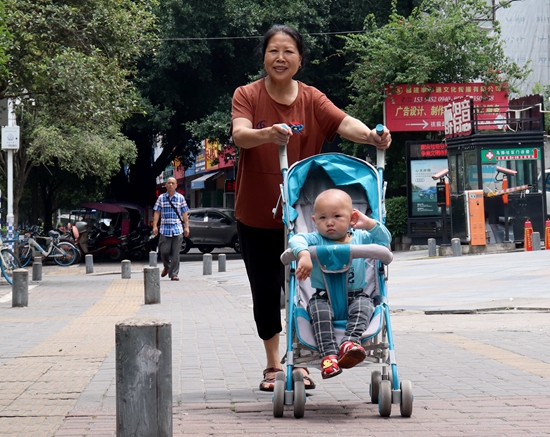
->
xmin=385 ymin=83 xmax=509 ymax=132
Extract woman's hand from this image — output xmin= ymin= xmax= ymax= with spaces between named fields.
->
xmin=369 ymin=125 xmax=391 ymax=150
xmin=270 ymin=123 xmax=292 ymax=146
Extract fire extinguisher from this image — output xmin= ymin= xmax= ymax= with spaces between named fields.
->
xmin=524 ymin=219 xmax=533 ymax=251
xmin=545 ymin=219 xmax=550 ymax=250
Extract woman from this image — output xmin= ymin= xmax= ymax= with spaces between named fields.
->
xmin=231 ymin=24 xmax=391 ymax=392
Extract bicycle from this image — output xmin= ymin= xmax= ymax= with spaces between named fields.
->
xmin=0 ymin=233 xmax=21 ymax=284
xmin=18 ymin=229 xmax=79 ymax=267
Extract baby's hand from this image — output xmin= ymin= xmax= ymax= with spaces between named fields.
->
xmin=296 ymin=252 xmax=313 ymax=281
xmin=351 ymin=210 xmax=376 ymax=230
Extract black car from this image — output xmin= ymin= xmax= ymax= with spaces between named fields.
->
xmin=181 ymin=208 xmax=240 ymax=254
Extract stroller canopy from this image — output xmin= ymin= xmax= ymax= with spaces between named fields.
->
xmin=283 ymin=153 xmax=381 ymax=226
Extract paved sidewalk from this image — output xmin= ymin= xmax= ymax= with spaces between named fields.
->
xmin=1 ymin=250 xmax=550 ymax=436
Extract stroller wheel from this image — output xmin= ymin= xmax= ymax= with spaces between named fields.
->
xmin=273 ymin=372 xmax=285 ymax=417
xmin=378 ymin=380 xmax=392 ymax=417
xmin=400 ymin=380 xmax=413 ymax=417
xmin=370 ymin=370 xmax=382 ymax=404
xmin=292 ymin=369 xmax=306 ymax=419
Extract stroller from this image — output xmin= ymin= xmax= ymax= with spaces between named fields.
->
xmin=276 ymin=149 xmax=413 ymax=419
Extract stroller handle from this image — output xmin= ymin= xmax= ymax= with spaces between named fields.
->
xmin=280 ymin=244 xmax=393 ymax=265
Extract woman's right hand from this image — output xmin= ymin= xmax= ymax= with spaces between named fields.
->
xmin=271 ymin=123 xmax=292 ymax=145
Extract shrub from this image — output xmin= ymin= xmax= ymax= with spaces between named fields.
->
xmin=384 ymin=196 xmax=408 ymax=238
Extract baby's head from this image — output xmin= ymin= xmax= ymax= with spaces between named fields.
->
xmin=312 ymin=189 xmax=355 ymax=242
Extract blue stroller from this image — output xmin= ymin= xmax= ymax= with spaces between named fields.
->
xmin=276 ymin=149 xmax=413 ymax=419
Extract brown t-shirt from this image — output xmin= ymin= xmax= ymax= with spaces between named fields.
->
xmin=231 ymin=78 xmax=347 ymax=229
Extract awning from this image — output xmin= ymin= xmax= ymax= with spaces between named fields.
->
xmin=191 ymin=171 xmax=222 ymax=190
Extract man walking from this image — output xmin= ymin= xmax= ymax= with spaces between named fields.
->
xmin=152 ymin=177 xmax=190 ymax=281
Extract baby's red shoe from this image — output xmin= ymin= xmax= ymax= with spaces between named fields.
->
xmin=320 ymin=355 xmax=342 ymax=379
xmin=338 ymin=341 xmax=367 ymax=369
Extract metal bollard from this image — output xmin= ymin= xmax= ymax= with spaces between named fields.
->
xmin=218 ymin=253 xmax=226 ymax=272
xmin=121 ymin=260 xmax=132 ymax=279
xmin=451 ymin=238 xmax=461 ymax=257
xmin=144 ymin=266 xmax=160 ymax=304
xmin=428 ymin=238 xmax=437 ymax=257
xmin=116 ymin=317 xmax=172 ymax=437
xmin=148 ymin=251 xmax=157 ymax=267
xmin=85 ymin=254 xmax=94 ymax=274
xmin=32 ymin=257 xmax=43 ymax=281
xmin=532 ymin=232 xmax=541 ymax=251
xmin=12 ymin=269 xmax=29 ymax=307
xmin=203 ymin=253 xmax=212 ymax=275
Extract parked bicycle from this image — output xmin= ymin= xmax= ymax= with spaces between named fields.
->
xmin=19 ymin=229 xmax=78 ymax=267
xmin=0 ymin=233 xmax=21 ymax=284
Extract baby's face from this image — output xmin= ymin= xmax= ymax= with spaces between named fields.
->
xmin=313 ymin=196 xmax=352 ymax=242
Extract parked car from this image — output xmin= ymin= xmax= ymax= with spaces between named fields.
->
xmin=418 ymin=186 xmax=437 ymax=199
xmin=181 ymin=208 xmax=240 ymax=254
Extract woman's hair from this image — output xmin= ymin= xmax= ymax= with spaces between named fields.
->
xmin=257 ymin=24 xmax=307 ymax=71
xmin=260 ymin=24 xmax=306 ymax=58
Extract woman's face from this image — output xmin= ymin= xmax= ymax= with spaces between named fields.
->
xmin=263 ymin=32 xmax=302 ymax=83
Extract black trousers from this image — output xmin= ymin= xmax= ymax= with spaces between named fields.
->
xmin=237 ymin=221 xmax=285 ymax=340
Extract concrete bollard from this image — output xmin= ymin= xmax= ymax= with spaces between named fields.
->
xmin=203 ymin=253 xmax=212 ymax=275
xmin=85 ymin=254 xmax=94 ymax=274
xmin=451 ymin=238 xmax=461 ymax=257
xmin=121 ymin=260 xmax=132 ymax=279
xmin=12 ymin=269 xmax=28 ymax=307
xmin=218 ymin=253 xmax=226 ymax=272
xmin=116 ymin=317 xmax=172 ymax=437
xmin=32 ymin=257 xmax=42 ymax=282
xmin=532 ymin=232 xmax=541 ymax=251
xmin=144 ymin=266 xmax=160 ymax=304
xmin=428 ymin=238 xmax=437 ymax=257
xmin=148 ymin=251 xmax=157 ymax=267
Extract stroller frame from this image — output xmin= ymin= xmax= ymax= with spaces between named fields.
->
xmin=275 ymin=149 xmax=413 ymax=419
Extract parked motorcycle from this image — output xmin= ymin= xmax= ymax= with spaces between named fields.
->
xmin=119 ymin=226 xmax=157 ymax=260
xmin=70 ymin=221 xmax=124 ymax=261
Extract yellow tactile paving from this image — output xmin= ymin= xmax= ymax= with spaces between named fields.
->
xmin=0 ymin=279 xmax=143 ymax=436
xmin=433 ymin=333 xmax=550 ymax=379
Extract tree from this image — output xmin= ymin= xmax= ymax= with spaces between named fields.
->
xmin=118 ymin=1 xmax=422 ymax=205
xmin=0 ymin=0 xmax=157 ymax=228
xmin=0 ymin=1 xmax=10 ymax=84
xmin=338 ymin=0 xmax=530 ymax=191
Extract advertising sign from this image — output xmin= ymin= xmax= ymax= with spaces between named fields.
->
xmin=385 ymin=83 xmax=509 ymax=132
xmin=410 ymin=158 xmax=448 ymax=216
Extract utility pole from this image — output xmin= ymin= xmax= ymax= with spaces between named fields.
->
xmin=1 ymin=99 xmax=20 ymax=247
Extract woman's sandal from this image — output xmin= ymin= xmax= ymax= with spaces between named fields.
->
xmin=259 ymin=367 xmax=283 ymax=392
xmin=259 ymin=367 xmax=316 ymax=392
xmin=299 ymin=367 xmax=316 ymax=390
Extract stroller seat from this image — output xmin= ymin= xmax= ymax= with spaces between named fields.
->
xmin=275 ymin=152 xmax=413 ymax=419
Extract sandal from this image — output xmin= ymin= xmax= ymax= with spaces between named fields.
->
xmin=297 ymin=367 xmax=316 ymax=390
xmin=259 ymin=367 xmax=283 ymax=392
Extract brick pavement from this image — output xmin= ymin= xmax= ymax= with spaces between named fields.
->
xmin=0 ymin=251 xmax=549 ymax=436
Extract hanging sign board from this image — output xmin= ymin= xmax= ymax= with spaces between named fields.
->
xmin=385 ymin=83 xmax=509 ymax=132
xmin=1 ymin=126 xmax=20 ymax=150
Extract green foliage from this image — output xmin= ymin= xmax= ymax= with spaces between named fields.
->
xmin=0 ymin=2 xmax=11 ymax=85
xmin=339 ymin=0 xmax=531 ymax=141
xmin=385 ymin=196 xmax=408 ymax=237
xmin=128 ymin=1 xmax=420 ymax=177
xmin=0 ymin=0 xmax=158 ymax=225
xmin=531 ymin=83 xmax=550 ymax=133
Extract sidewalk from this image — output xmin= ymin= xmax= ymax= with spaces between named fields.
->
xmin=1 ymin=250 xmax=550 ymax=436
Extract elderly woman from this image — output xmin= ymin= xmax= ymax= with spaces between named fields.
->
xmin=231 ymin=24 xmax=391 ymax=392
